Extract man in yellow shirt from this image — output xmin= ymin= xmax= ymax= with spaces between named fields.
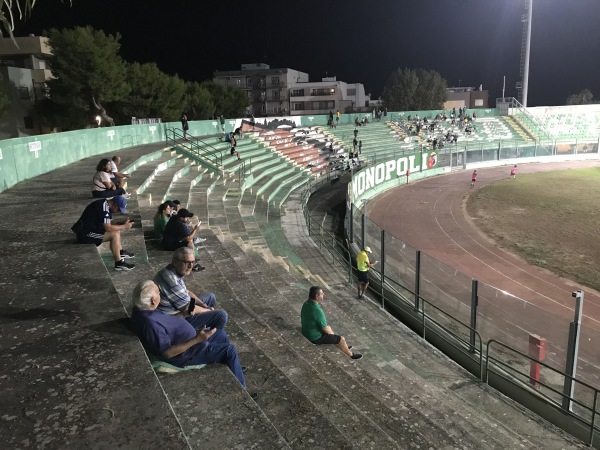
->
xmin=356 ymin=246 xmax=377 ymax=299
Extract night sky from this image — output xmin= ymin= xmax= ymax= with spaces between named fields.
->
xmin=16 ymin=0 xmax=600 ymax=107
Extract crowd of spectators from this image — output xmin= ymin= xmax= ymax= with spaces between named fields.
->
xmin=401 ymin=107 xmax=478 ymax=149
xmin=69 ymin=148 xmax=364 ymax=401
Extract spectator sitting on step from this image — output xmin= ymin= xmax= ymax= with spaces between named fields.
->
xmin=92 ymin=158 xmax=128 ymax=200
xmin=109 ymin=155 xmax=131 ymax=189
xmin=71 ymin=197 xmax=135 ymax=271
xmin=234 ymin=126 xmax=243 ymax=139
xmin=169 ymin=199 xmax=182 ymax=218
xmin=154 ymin=247 xmax=224 ymax=326
xmin=130 ymin=280 xmax=248 ymax=388
xmin=162 ymin=209 xmax=205 ymax=269
xmin=301 ymin=286 xmax=362 ymax=360
xmin=154 ymin=200 xmax=175 ymax=240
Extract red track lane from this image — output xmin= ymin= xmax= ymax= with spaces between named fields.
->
xmin=368 ymin=160 xmax=600 ymax=382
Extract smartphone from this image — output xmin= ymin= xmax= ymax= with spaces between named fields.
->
xmin=187 ymin=297 xmax=196 ymax=314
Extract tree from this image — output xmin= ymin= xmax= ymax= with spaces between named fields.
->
xmin=566 ymin=89 xmax=594 ymax=105
xmin=184 ymin=81 xmax=215 ymax=120
xmin=201 ymin=81 xmax=248 ymax=118
xmin=0 ymin=0 xmax=35 ymax=38
xmin=43 ymin=26 xmax=130 ymax=129
xmin=114 ymin=62 xmax=185 ymax=122
xmin=382 ymin=68 xmax=448 ymax=111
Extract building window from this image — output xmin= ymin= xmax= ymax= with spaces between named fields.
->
xmin=19 ymin=87 xmax=30 ymax=100
xmin=310 ymin=88 xmax=335 ymax=96
xmin=475 ymin=99 xmax=484 ymax=106
xmin=347 ymin=88 xmax=356 ymax=96
xmin=292 ymin=102 xmax=304 ymax=111
xmin=23 ymin=116 xmax=34 ymax=129
xmin=271 ymin=77 xmax=279 ymax=86
xmin=271 ymin=90 xmax=279 ymax=101
xmin=246 ymin=78 xmax=252 ymax=88
xmin=273 ymin=107 xmax=280 ymax=114
xmin=291 ymin=89 xmax=304 ymax=97
xmin=311 ymin=100 xmax=335 ymax=110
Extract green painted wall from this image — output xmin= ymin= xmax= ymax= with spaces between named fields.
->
xmin=0 ymin=108 xmax=497 ymax=193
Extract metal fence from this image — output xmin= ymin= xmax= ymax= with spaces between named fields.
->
xmin=300 ymin=161 xmax=600 ymax=446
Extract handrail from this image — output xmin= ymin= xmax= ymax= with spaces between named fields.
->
xmin=485 ymin=339 xmax=600 ymax=445
xmin=166 ymin=127 xmax=224 ymax=172
xmin=300 ymin=170 xmax=353 ymax=282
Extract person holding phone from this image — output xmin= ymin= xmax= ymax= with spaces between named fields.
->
xmin=71 ymin=197 xmax=135 ymax=271
xmin=356 ymin=246 xmax=377 ymax=299
xmin=130 ymin=280 xmax=248 ymax=389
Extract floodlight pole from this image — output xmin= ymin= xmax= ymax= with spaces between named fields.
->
xmin=521 ymin=0 xmax=533 ymax=107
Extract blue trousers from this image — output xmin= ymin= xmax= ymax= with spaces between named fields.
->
xmin=188 ymin=329 xmax=246 ymax=388
xmin=185 ymin=293 xmax=228 ymax=330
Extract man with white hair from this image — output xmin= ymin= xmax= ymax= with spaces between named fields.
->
xmin=154 ymin=247 xmax=226 ymax=331
xmin=130 ymin=280 xmax=247 ymax=388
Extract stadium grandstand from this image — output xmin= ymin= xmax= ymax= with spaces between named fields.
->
xmin=2 ymin=102 xmax=600 ymax=448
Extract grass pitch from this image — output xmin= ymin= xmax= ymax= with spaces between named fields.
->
xmin=466 ymin=167 xmax=600 ymax=292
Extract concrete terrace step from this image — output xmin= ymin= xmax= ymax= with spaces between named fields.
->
xmin=212 ymin=229 xmax=582 ymax=449
xmin=201 ymin=230 xmax=495 ymax=448
xmin=196 ymin=230 xmax=410 ymax=449
xmin=0 ymin=145 xmax=196 ymax=448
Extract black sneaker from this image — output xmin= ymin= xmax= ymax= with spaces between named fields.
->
xmin=242 ymin=366 xmax=249 ymax=374
xmin=115 ymin=259 xmax=135 ymax=271
xmin=348 ymin=346 xmax=353 ymax=350
xmin=120 ymin=249 xmax=135 ymax=259
xmin=192 ymin=264 xmax=206 ymax=272
xmin=350 ymin=353 xmax=363 ymax=360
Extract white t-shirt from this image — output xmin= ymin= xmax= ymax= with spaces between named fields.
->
xmin=92 ymin=171 xmax=111 ymax=191
xmin=109 ymin=160 xmax=118 ymax=175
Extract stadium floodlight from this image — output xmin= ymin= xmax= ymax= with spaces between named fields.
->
xmin=521 ymin=0 xmax=533 ymax=106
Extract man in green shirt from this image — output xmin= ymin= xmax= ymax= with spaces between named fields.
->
xmin=300 ymin=286 xmax=362 ymax=360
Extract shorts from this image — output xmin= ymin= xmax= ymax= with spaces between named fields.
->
xmin=357 ymin=270 xmax=369 ymax=283
xmin=311 ymin=334 xmax=341 ymax=345
xmin=76 ymin=230 xmax=104 ymax=246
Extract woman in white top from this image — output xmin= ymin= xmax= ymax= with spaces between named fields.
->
xmin=92 ymin=158 xmax=127 ymax=199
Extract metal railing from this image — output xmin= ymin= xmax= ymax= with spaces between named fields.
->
xmin=485 ymin=340 xmax=600 ymax=446
xmin=166 ymin=127 xmax=223 ymax=172
xmin=300 ymin=170 xmax=353 ymax=282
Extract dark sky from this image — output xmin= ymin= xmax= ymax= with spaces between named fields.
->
xmin=17 ymin=0 xmax=600 ymax=107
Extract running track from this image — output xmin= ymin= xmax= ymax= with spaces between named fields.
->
xmin=368 ymin=161 xmax=600 ymax=387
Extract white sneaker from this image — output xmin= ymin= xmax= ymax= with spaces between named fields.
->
xmin=194 ymin=237 xmax=207 ymax=244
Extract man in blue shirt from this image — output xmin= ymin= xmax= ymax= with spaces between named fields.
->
xmin=130 ymin=280 xmax=247 ymax=388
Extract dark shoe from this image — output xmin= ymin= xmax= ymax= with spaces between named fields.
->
xmin=192 ymin=264 xmax=206 ymax=272
xmin=350 ymin=353 xmax=363 ymax=360
xmin=348 ymin=346 xmax=353 ymax=350
xmin=357 ymin=294 xmax=361 ymax=299
xmin=250 ymin=392 xmax=259 ymax=400
xmin=115 ymin=259 xmax=135 ymax=271
xmin=120 ymin=249 xmax=135 ymax=259
xmin=242 ymin=366 xmax=249 ymax=374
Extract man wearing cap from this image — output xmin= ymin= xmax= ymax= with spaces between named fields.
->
xmin=71 ymin=198 xmax=135 ymax=271
xmin=356 ymin=246 xmax=377 ymax=299
xmin=162 ymin=208 xmax=204 ymax=270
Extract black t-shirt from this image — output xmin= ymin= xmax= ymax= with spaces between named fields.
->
xmin=162 ymin=218 xmax=190 ymax=249
xmin=79 ymin=199 xmax=111 ymax=235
